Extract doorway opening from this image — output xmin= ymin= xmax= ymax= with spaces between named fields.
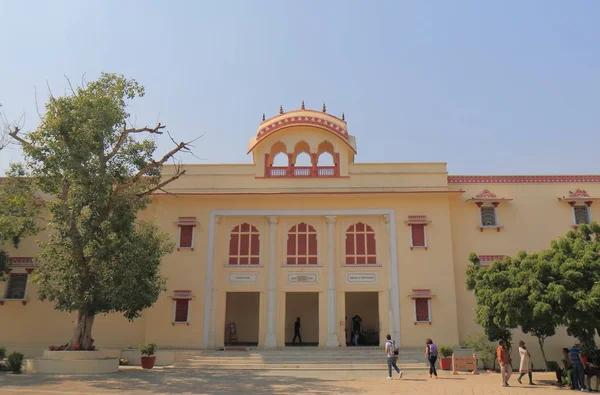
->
xmin=285 ymin=292 xmax=319 ymax=346
xmin=224 ymin=292 xmax=260 ymax=346
xmin=345 ymin=292 xmax=380 ymax=346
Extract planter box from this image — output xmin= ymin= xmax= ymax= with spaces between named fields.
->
xmin=25 ymin=350 xmax=119 ymax=374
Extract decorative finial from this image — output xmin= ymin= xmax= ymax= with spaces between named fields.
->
xmin=342 ymin=112 xmax=345 ymax=121
xmin=301 ymin=100 xmax=305 ymax=110
xmin=322 ymin=102 xmax=326 ymax=112
xmin=279 ymin=105 xmax=284 ymax=115
xmin=262 ymin=113 xmax=266 ymax=121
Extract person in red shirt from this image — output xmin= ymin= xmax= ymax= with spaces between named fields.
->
xmin=497 ymin=340 xmax=512 ymax=387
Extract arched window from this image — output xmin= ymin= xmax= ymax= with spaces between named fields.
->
xmin=345 ymin=222 xmax=376 ymax=264
xmin=228 ymin=223 xmax=260 ymax=265
xmin=287 ymin=223 xmax=318 ymax=265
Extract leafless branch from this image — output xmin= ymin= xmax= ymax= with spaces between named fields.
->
xmin=114 ymin=136 xmax=191 ymax=193
xmin=136 ymin=169 xmax=186 ymax=198
xmin=9 ymin=126 xmax=31 ymax=147
xmin=34 ymin=86 xmax=45 ymax=121
xmin=45 ymin=79 xmax=55 ymax=101
xmin=65 ymin=75 xmax=76 ymax=95
xmin=105 ymin=123 xmax=166 ymax=161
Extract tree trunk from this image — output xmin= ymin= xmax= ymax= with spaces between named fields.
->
xmin=537 ymin=337 xmax=548 ymax=370
xmin=70 ymin=311 xmax=95 ymax=350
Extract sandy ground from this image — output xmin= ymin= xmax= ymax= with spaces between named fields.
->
xmin=0 ymin=368 xmax=574 ymax=394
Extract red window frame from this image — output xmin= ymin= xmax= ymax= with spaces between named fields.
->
xmin=174 ymin=299 xmax=190 ymax=323
xmin=414 ymin=298 xmax=430 ymax=322
xmin=179 ymin=225 xmax=194 ymax=248
xmin=228 ymin=223 xmax=260 ymax=265
xmin=286 ymin=223 xmax=318 ymax=265
xmin=410 ymin=224 xmax=426 ymax=248
xmin=344 ymin=222 xmax=377 ymax=264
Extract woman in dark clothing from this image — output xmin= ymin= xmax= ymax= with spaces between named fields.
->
xmin=425 ymin=338 xmax=438 ymax=378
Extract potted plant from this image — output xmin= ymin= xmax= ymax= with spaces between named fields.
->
xmin=439 ymin=345 xmax=453 ymax=370
xmin=139 ymin=343 xmax=157 ymax=369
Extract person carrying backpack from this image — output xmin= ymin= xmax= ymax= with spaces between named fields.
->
xmin=425 ymin=338 xmax=439 ymax=378
xmin=385 ymin=334 xmax=403 ymax=380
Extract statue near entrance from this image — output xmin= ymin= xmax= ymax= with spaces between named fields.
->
xmin=228 ymin=321 xmax=238 ymax=343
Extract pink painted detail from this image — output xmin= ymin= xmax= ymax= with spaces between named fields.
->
xmin=569 ymin=189 xmax=590 ymax=198
xmin=476 ymin=189 xmax=497 ymax=198
xmin=257 ymin=116 xmax=348 ymax=141
xmin=412 ymin=289 xmax=431 ymax=296
xmin=477 ymin=255 xmax=505 ymax=263
xmin=448 ymin=175 xmax=600 ymax=184
xmin=269 ymin=167 xmax=287 ymax=177
xmin=293 ymin=167 xmax=311 ymax=177
xmin=267 ymin=166 xmax=338 ymax=178
xmin=173 ymin=290 xmax=192 ymax=298
xmin=8 ymin=257 xmax=34 ymax=264
xmin=317 ymin=167 xmax=335 ymax=176
xmin=407 ymin=215 xmax=428 ymax=223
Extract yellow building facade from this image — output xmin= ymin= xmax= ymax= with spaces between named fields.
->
xmin=1 ymin=107 xmax=599 ymax=364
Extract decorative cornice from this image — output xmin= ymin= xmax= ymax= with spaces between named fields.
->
xmin=449 ymin=175 xmax=600 ymax=184
xmin=477 ymin=255 xmax=505 ymax=264
xmin=257 ymin=115 xmax=348 ymax=141
xmin=569 ymin=189 xmax=590 ymax=198
xmin=404 ymin=215 xmax=430 ymax=225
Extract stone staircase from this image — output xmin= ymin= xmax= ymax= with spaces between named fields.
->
xmin=173 ymin=347 xmax=430 ymax=371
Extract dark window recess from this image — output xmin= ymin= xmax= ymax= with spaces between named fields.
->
xmin=174 ymin=299 xmax=189 ymax=322
xmin=415 ymin=298 xmax=430 ymax=322
xmin=179 ymin=225 xmax=194 ymax=248
xmin=411 ymin=224 xmax=426 ymax=247
xmin=5 ymin=274 xmax=28 ymax=299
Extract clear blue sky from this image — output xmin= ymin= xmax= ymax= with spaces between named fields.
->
xmin=1 ymin=0 xmax=599 ymax=175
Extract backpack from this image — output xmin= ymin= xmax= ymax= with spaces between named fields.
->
xmin=429 ymin=344 xmax=438 ymax=357
xmin=388 ymin=340 xmax=399 ymax=356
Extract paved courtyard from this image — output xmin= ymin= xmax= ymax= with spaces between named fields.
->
xmin=0 ymin=369 xmax=573 ymax=394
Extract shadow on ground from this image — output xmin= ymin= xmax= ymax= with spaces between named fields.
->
xmin=0 ymin=368 xmax=362 ymax=394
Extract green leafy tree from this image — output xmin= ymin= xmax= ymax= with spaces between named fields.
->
xmin=466 ymin=252 xmax=560 ymax=366
xmin=466 ymin=223 xmax=600 ymax=367
xmin=0 ymin=166 xmax=40 ymax=279
xmin=7 ymin=73 xmax=193 ymax=349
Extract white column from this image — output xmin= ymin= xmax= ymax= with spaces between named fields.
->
xmin=325 ymin=215 xmax=339 ymax=347
xmin=264 ymin=215 xmax=279 ymax=348
xmin=384 ymin=214 xmax=401 ymax=343
xmin=207 ymin=215 xmax=221 ymax=348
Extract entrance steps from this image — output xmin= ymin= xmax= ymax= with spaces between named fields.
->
xmin=173 ymin=348 xmax=430 ymax=371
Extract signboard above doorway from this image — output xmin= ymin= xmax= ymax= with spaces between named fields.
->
xmin=345 ymin=273 xmax=378 ymax=284
xmin=287 ymin=273 xmax=318 ymax=284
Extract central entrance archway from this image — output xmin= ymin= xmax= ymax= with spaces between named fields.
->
xmin=285 ymin=292 xmax=319 ymax=346
xmin=224 ymin=292 xmax=259 ymax=346
xmin=345 ymin=292 xmax=380 ymax=346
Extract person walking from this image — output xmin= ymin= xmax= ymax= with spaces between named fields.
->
xmin=497 ymin=340 xmax=512 ymax=387
xmin=292 ymin=317 xmax=302 ymax=345
xmin=425 ymin=338 xmax=438 ymax=379
xmin=570 ymin=342 xmax=588 ymax=391
xmin=384 ymin=334 xmax=403 ymax=380
xmin=516 ymin=341 xmax=534 ymax=385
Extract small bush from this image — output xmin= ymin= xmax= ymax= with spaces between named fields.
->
xmin=139 ymin=343 xmax=157 ymax=356
xmin=0 ymin=346 xmax=6 ymax=360
xmin=546 ymin=361 xmax=559 ymax=372
xmin=6 ymin=352 xmax=24 ymax=373
xmin=439 ymin=345 xmax=454 ymax=358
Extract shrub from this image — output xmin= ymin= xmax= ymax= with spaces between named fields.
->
xmin=139 ymin=343 xmax=157 ymax=356
xmin=6 ymin=352 xmax=24 ymax=373
xmin=463 ymin=333 xmax=496 ymax=369
xmin=439 ymin=345 xmax=454 ymax=358
xmin=0 ymin=346 xmax=6 ymax=360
